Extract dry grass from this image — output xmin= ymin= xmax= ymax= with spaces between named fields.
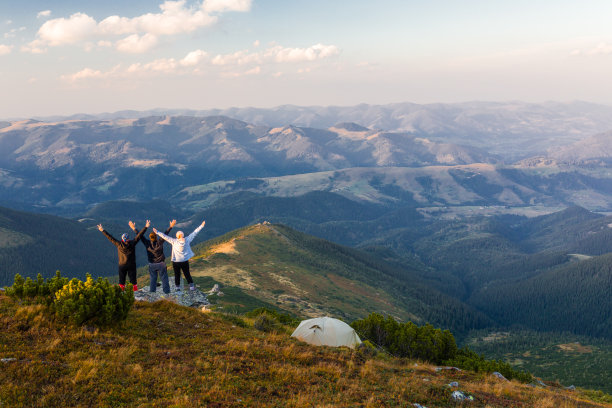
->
xmin=0 ymin=294 xmax=610 ymax=407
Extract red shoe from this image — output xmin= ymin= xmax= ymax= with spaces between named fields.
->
xmin=133 ymin=284 xmax=138 ymax=291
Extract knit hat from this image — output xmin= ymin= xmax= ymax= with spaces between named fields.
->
xmin=121 ymin=233 xmax=129 ymax=242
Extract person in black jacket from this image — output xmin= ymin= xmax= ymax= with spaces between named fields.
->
xmin=130 ymin=219 xmax=176 ymax=294
xmin=97 ymin=220 xmax=149 ymax=291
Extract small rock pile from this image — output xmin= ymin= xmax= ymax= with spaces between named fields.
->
xmin=134 ymin=285 xmax=210 ymax=308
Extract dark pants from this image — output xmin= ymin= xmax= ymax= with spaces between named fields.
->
xmin=172 ymin=261 xmax=193 ymax=286
xmin=118 ymin=264 xmax=137 ymax=285
xmin=149 ymin=262 xmax=170 ymax=294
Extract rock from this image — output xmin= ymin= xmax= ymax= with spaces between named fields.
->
xmin=435 ymin=366 xmax=462 ymax=372
xmin=535 ymin=379 xmax=547 ymax=387
xmin=565 ymin=385 xmax=576 ymax=391
xmin=492 ymin=371 xmax=508 ymax=381
xmin=448 ymin=381 xmax=459 ymax=388
xmin=1 ymin=358 xmax=17 ymax=363
xmin=451 ymin=391 xmax=466 ymax=401
xmin=134 ymin=286 xmax=210 ymax=308
xmin=412 ymin=404 xmax=427 ymax=408
xmin=200 ymin=305 xmax=214 ymax=313
xmin=209 ymin=284 xmax=220 ymax=294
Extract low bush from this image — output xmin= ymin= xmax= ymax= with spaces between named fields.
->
xmin=444 ymin=347 xmax=533 ymax=383
xmin=351 ymin=312 xmax=457 ymax=364
xmin=4 ymin=272 xmax=134 ymax=326
xmin=245 ymin=307 xmax=300 ymax=327
xmin=253 ymin=313 xmax=281 ymax=333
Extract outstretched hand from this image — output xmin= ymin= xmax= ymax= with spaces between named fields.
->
xmin=169 ymin=219 xmax=177 ymax=228
xmin=201 ymin=220 xmax=206 ymax=228
xmin=97 ymin=224 xmax=103 ymax=232
xmin=145 ymin=219 xmax=151 ymax=228
xmin=128 ymin=220 xmax=136 ymax=230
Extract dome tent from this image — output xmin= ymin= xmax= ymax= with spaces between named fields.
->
xmin=291 ymin=317 xmax=362 ymax=349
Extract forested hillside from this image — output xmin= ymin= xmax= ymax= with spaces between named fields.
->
xmin=0 ymin=206 xmax=116 ymax=286
xmin=469 ymin=253 xmax=612 ymax=338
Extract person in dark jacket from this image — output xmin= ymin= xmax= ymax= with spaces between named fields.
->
xmin=130 ymin=219 xmax=176 ymax=294
xmin=97 ymin=220 xmax=149 ymax=291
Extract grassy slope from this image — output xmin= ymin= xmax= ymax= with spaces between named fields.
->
xmin=184 ymin=223 xmax=492 ymax=334
xmin=1 ymin=295 xmax=610 ymax=408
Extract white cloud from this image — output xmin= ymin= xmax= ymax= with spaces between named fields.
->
xmin=116 ymin=33 xmax=159 ymax=53
xmin=266 ymin=43 xmax=340 ymax=63
xmin=62 ymin=41 xmax=340 ymax=81
xmin=202 ymin=0 xmax=252 ymax=13
xmin=64 ymin=67 xmax=104 ymax=81
xmin=212 ymin=49 xmax=260 ymax=65
xmin=253 ymin=40 xmax=260 ymax=47
xmin=130 ymin=58 xmax=179 ymax=73
xmin=180 ymin=49 xmax=208 ymax=66
xmin=571 ymin=42 xmax=612 ymax=56
xmin=97 ymin=40 xmax=112 ymax=47
xmin=28 ymin=0 xmax=251 ymax=53
xmin=4 ymin=26 xmax=26 ymax=39
xmin=220 ymin=65 xmax=261 ymax=78
xmin=21 ymin=40 xmax=47 ymax=54
xmin=37 ymin=10 xmax=52 ymax=19
xmin=36 ymin=12 xmax=97 ymax=47
xmin=99 ymin=1 xmax=217 ymax=36
xmin=0 ymin=44 xmax=12 ymax=55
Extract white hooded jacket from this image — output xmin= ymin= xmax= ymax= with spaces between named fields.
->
xmin=155 ymin=224 xmax=204 ymax=262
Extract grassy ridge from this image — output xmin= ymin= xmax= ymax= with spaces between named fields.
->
xmin=1 ymin=294 xmax=610 ymax=407
xmin=186 ymin=223 xmax=492 ymax=335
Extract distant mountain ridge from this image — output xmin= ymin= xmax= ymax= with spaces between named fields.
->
xmin=17 ymin=101 xmax=612 ymax=157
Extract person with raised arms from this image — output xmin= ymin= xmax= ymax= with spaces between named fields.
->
xmin=153 ymin=220 xmax=206 ymax=292
xmin=131 ymin=219 xmax=176 ymax=294
xmin=98 ymin=220 xmax=149 ymax=291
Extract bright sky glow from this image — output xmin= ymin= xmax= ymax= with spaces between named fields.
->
xmin=2 ymin=0 xmax=612 ymax=118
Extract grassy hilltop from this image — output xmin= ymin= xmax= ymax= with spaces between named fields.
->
xmin=1 ymin=294 xmax=611 ymax=408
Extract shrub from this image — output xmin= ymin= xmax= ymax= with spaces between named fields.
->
xmin=253 ymin=313 xmax=280 ymax=333
xmin=218 ymin=313 xmax=248 ymax=328
xmin=245 ymin=307 xmax=300 ymax=327
xmin=5 ymin=272 xmax=134 ymax=326
xmin=5 ymin=271 xmax=69 ymax=305
xmin=444 ymin=347 xmax=533 ymax=383
xmin=54 ymin=275 xmax=134 ymax=326
xmin=351 ymin=312 xmax=457 ymax=364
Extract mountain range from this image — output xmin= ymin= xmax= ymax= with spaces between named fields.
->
xmin=1 ymin=102 xmax=612 ymax=215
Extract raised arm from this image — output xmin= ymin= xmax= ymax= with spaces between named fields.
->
xmin=130 ymin=220 xmax=149 ymax=245
xmin=98 ymin=224 xmax=120 ymax=247
xmin=186 ymin=221 xmax=205 ymax=243
xmin=154 ymin=228 xmax=177 ymax=245
xmin=133 ymin=220 xmax=150 ymax=244
xmin=164 ymin=219 xmax=176 ymax=235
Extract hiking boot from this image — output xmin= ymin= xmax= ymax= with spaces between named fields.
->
xmin=189 ymin=283 xmax=196 ymax=291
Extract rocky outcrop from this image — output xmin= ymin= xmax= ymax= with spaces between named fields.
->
xmin=134 ymin=286 xmax=210 ymax=308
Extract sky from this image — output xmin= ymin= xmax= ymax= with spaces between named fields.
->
xmin=2 ymin=0 xmax=612 ymax=118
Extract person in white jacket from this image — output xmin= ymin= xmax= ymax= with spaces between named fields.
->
xmin=153 ymin=220 xmax=205 ymax=291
